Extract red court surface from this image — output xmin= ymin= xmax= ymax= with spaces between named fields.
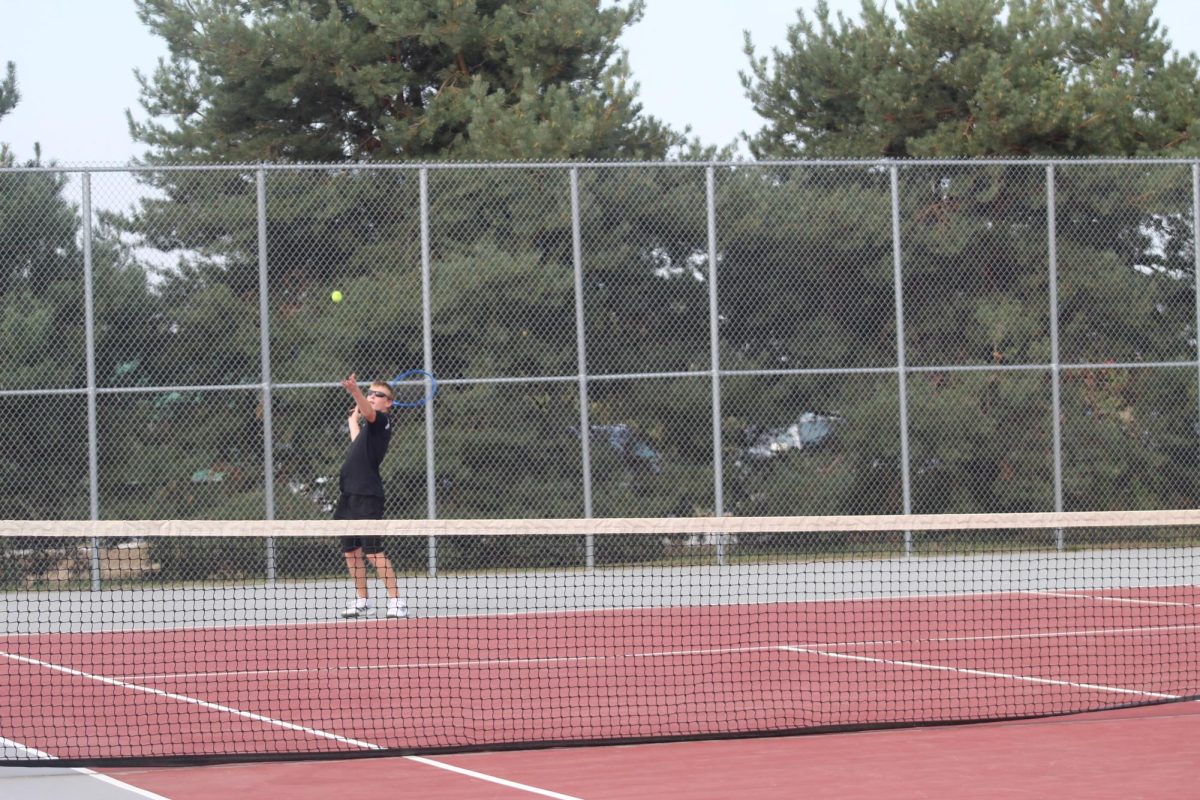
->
xmin=95 ymin=701 xmax=1199 ymax=799
xmin=2 ymin=585 xmax=1197 ymax=796
xmin=4 ymin=586 xmax=1197 ymax=761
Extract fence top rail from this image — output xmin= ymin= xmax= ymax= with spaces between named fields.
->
xmin=7 ymin=360 xmax=1197 ymax=400
xmin=5 ymin=157 xmax=1200 ymax=175
xmin=4 ymin=510 xmax=1200 ymax=538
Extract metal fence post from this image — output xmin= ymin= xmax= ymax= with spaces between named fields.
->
xmin=1192 ymin=163 xmax=1200 ymax=512
xmin=570 ymin=167 xmax=595 ymax=568
xmin=706 ymin=166 xmax=727 ymax=566
xmin=1046 ymin=165 xmax=1065 ymax=550
xmin=890 ymin=164 xmax=914 ymax=555
xmin=420 ymin=167 xmax=438 ymax=577
xmin=256 ymin=168 xmax=277 ymax=582
xmin=13 ymin=157 xmax=1200 ymax=569
xmin=82 ymin=171 xmax=102 ymax=591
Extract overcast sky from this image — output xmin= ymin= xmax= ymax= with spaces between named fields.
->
xmin=1 ymin=0 xmax=1198 ymax=165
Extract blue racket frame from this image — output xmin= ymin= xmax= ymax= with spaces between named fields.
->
xmin=389 ymin=369 xmax=438 ymax=408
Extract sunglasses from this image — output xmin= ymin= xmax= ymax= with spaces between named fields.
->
xmin=365 ymin=390 xmax=393 ymax=400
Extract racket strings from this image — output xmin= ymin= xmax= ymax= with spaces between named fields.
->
xmin=391 ymin=369 xmax=437 ymax=408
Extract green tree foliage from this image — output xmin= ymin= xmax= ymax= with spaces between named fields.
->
xmin=0 ymin=61 xmax=87 ymax=518
xmin=9 ymin=0 xmax=1199 ymax=571
xmin=0 ymin=67 xmax=90 ymax=516
xmin=0 ymin=62 xmax=165 ymax=520
xmin=742 ymin=0 xmax=1200 ymax=158
xmin=104 ymin=1 xmax=689 ymax=534
xmin=731 ymin=0 xmax=1200 ymax=519
xmin=0 ymin=61 xmax=19 ymax=124
xmin=130 ymin=0 xmax=680 ymax=162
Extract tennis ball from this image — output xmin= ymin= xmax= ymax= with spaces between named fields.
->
xmin=330 ymin=290 xmax=344 ymax=303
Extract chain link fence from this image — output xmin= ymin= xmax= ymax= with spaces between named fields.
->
xmin=2 ymin=159 xmax=1200 ymax=580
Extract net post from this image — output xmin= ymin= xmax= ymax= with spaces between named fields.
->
xmin=82 ymin=171 xmax=102 ymax=591
xmin=256 ymin=167 xmax=278 ymax=583
xmin=1046 ymin=164 xmax=1065 ymax=552
xmin=890 ymin=163 xmax=913 ymax=556
xmin=420 ymin=166 xmax=438 ymax=577
xmin=570 ymin=166 xmax=596 ymax=569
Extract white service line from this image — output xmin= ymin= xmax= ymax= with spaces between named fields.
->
xmin=922 ymin=623 xmax=1200 ymax=643
xmin=1027 ymin=590 xmax=1200 ymax=608
xmin=1 ymin=735 xmax=173 ymax=800
xmin=117 ymin=644 xmax=783 ymax=682
xmin=112 ymin=622 xmax=1200 ymax=682
xmin=3 ymin=582 xmax=1194 ymax=641
xmin=0 ymin=651 xmax=581 ymax=799
xmin=0 ymin=649 xmax=379 ymax=750
xmin=77 ymin=770 xmax=176 ymax=800
xmin=1 ymin=734 xmax=54 ymax=761
xmin=817 ymin=623 xmax=1200 ymax=650
xmin=407 ymin=756 xmax=584 ymax=800
xmin=779 ymin=646 xmax=1180 ymax=699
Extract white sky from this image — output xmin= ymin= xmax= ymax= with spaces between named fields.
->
xmin=0 ymin=0 xmax=1198 ymax=165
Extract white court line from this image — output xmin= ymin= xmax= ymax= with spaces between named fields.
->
xmin=821 ymin=623 xmax=1200 ymax=650
xmin=75 ymin=771 xmax=176 ymax=800
xmin=405 ymin=757 xmax=583 ymax=800
xmin=1028 ymin=589 xmax=1200 ymax=608
xmin=926 ymin=623 xmax=1200 ymax=643
xmin=0 ymin=616 xmax=355 ymax=640
xmin=780 ymin=646 xmax=1181 ymax=699
xmin=0 ymin=649 xmax=379 ymax=750
xmin=0 ymin=735 xmax=172 ymax=800
xmin=7 ymin=583 xmax=1195 ymax=640
xmin=116 ymin=644 xmax=784 ymax=681
xmin=1 ymin=734 xmax=54 ymax=761
xmin=113 ymin=623 xmax=1200 ymax=682
xmin=0 ymin=650 xmax=581 ymax=800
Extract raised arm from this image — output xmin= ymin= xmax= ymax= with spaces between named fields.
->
xmin=341 ymin=373 xmax=375 ymax=442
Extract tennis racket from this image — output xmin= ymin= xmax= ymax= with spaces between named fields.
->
xmin=389 ymin=368 xmax=438 ymax=408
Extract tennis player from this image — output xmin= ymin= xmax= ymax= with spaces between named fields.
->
xmin=335 ymin=372 xmax=408 ymax=619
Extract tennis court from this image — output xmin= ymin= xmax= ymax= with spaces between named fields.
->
xmin=3 ymin=525 xmax=1197 ymax=766
xmin=5 ymin=702 xmax=1198 ymax=799
xmin=6 ymin=34 xmax=1200 ymax=796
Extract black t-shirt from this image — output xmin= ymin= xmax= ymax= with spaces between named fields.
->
xmin=339 ymin=410 xmax=392 ymax=497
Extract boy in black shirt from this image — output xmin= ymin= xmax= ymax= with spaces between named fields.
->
xmin=335 ymin=373 xmax=407 ymax=619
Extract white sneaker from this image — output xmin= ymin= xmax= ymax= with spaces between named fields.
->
xmin=386 ymin=599 xmax=409 ymax=619
xmin=340 ymin=599 xmax=372 ymax=619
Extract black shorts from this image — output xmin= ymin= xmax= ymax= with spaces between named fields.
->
xmin=334 ymin=493 xmax=385 ymax=554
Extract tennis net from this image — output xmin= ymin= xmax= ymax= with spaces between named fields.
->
xmin=1 ymin=510 xmax=1198 ymax=765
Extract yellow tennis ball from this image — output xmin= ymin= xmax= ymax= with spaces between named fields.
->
xmin=330 ymin=290 xmax=343 ymax=303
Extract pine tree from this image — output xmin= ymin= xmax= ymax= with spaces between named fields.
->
xmin=110 ymin=2 xmax=690 ymax=523
xmin=0 ymin=61 xmax=19 ymax=124
xmin=0 ymin=64 xmax=92 ymax=517
xmin=731 ymin=0 xmax=1200 ymax=516
xmin=742 ymin=0 xmax=1200 ymax=158
xmin=130 ymin=0 xmax=680 ymax=162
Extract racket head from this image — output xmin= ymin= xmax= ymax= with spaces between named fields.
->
xmin=389 ymin=369 xmax=438 ymax=408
